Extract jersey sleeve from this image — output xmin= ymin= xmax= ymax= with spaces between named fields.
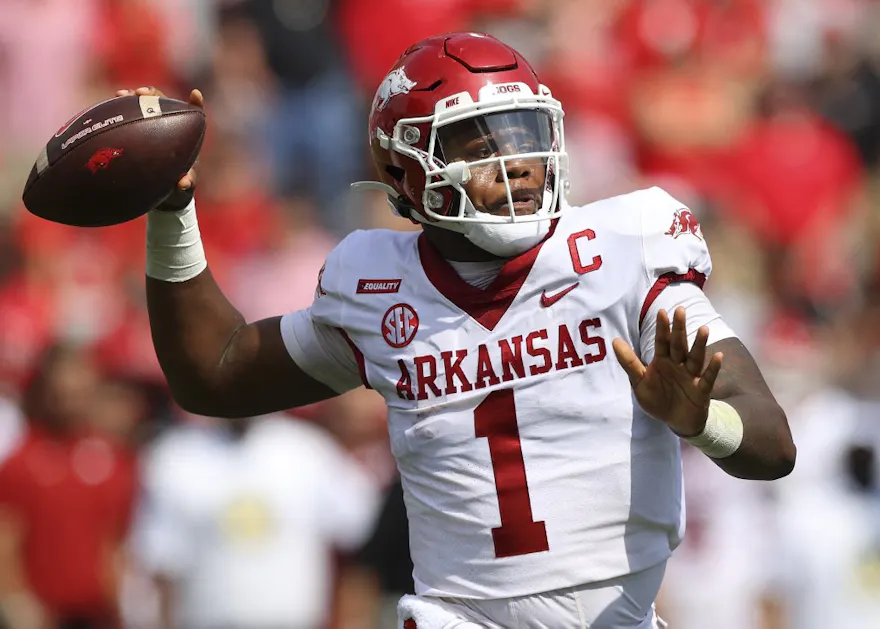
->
xmin=636 ymin=188 xmax=737 ymax=362
xmin=639 ymin=283 xmax=737 ymax=364
xmin=279 ymin=233 xmax=365 ymax=394
xmin=638 ymin=187 xmax=713 ymax=329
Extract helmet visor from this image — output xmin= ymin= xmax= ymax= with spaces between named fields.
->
xmin=436 ymin=110 xmax=554 ymax=165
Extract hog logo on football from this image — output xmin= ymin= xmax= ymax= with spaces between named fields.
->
xmin=382 ymin=303 xmax=419 ymax=348
xmin=85 ymin=147 xmax=124 ymax=174
xmin=374 ymin=67 xmax=417 ymax=111
xmin=665 ymin=209 xmax=703 ymax=241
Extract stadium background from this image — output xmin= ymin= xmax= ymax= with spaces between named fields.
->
xmin=0 ymin=1 xmax=879 ymax=628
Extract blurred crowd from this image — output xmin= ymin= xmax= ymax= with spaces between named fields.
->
xmin=0 ymin=0 xmax=879 ymax=628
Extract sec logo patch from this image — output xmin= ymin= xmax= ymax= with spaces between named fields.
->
xmin=383 ymin=303 xmax=419 ymax=348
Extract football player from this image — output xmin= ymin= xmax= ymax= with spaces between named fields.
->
xmin=123 ymin=32 xmax=796 ymax=629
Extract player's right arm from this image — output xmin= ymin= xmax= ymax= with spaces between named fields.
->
xmin=146 ymin=272 xmax=337 ymax=417
xmin=128 ymin=87 xmax=355 ymax=418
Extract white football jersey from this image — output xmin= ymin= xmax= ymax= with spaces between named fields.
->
xmin=282 ymin=187 xmax=734 ymax=599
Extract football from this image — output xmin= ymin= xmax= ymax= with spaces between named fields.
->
xmin=21 ymin=95 xmax=206 ymax=227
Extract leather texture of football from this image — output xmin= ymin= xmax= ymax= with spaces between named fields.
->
xmin=22 ymin=95 xmax=206 ymax=227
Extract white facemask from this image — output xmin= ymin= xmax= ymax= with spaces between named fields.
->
xmin=456 ymin=181 xmax=555 ymax=257
xmin=462 ymin=210 xmax=551 ymax=257
xmin=405 ymin=180 xmax=557 ymax=258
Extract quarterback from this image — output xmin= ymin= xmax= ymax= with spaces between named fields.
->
xmin=126 ymin=32 xmax=796 ymax=629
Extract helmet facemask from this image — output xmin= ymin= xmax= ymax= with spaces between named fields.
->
xmin=433 ymin=110 xmax=556 ymax=216
xmin=357 ymin=83 xmax=569 ymax=257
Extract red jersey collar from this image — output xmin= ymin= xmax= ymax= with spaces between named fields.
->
xmin=416 ymin=221 xmax=557 ymax=331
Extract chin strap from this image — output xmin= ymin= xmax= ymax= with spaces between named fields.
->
xmin=351 ymin=180 xmax=418 ymax=220
xmin=350 ymin=181 xmax=398 ymax=196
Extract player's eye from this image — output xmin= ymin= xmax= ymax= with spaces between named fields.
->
xmin=465 ymin=143 xmax=496 ymax=160
xmin=474 ymin=146 xmax=495 ymax=159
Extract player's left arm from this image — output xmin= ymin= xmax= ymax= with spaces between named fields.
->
xmin=614 ymin=187 xmax=795 ymax=480
xmin=614 ymin=304 xmax=797 ymax=481
xmin=700 ymin=334 xmax=796 ymax=480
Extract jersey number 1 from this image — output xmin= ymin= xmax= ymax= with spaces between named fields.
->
xmin=475 ymin=389 xmax=549 ymax=558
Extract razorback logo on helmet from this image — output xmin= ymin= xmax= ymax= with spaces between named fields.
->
xmin=374 ymin=67 xmax=417 ymax=111
xmin=665 ymin=209 xmax=703 ymax=241
xmin=85 ymin=147 xmax=124 ymax=174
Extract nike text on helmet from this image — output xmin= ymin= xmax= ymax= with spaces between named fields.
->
xmin=352 ymin=32 xmax=569 ymax=252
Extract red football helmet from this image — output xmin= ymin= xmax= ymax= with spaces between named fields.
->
xmin=353 ymin=32 xmax=568 ymax=230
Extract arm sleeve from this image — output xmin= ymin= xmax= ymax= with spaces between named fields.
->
xmin=278 ymin=234 xmax=364 ymax=394
xmin=280 ymin=311 xmax=362 ymax=394
xmin=636 ymin=188 xmax=736 ymax=362
xmin=639 ymin=283 xmax=737 ymax=364
xmin=638 ymin=187 xmax=713 ymax=329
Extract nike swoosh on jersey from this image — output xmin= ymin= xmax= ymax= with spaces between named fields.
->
xmin=540 ymin=282 xmax=578 ymax=307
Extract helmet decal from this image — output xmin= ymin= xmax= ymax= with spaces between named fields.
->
xmin=374 ymin=66 xmax=417 ymax=112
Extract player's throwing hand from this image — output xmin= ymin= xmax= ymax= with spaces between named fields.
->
xmin=612 ymin=307 xmax=724 ymax=438
xmin=115 ymin=86 xmax=203 ymax=193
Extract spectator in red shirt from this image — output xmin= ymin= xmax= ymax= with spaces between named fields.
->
xmin=0 ymin=344 xmax=138 ymax=629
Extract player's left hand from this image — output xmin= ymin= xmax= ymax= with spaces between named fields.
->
xmin=612 ymin=307 xmax=723 ymax=438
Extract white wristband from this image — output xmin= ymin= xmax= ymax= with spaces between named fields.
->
xmin=686 ymin=399 xmax=744 ymax=459
xmin=146 ymin=198 xmax=207 ymax=282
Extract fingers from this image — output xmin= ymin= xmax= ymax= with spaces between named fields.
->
xmin=113 ymin=86 xmax=201 ymax=194
xmin=189 ymin=88 xmax=204 ymax=109
xmin=135 ymin=86 xmax=165 ymax=97
xmin=178 ymin=168 xmax=197 ymax=191
xmin=116 ymin=86 xmax=165 ymax=97
xmin=686 ymin=325 xmax=709 ymax=377
xmin=657 ymin=307 xmax=704 ymax=373
xmin=698 ymin=352 xmax=724 ymax=395
xmin=654 ymin=308 xmax=671 ymax=360
xmin=116 ymin=86 xmax=205 ymax=104
xmin=612 ymin=338 xmax=647 ymax=388
xmin=669 ymin=307 xmax=689 ymax=364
